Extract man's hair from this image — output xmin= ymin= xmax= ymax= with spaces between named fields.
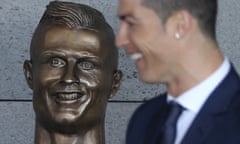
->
xmin=31 ymin=1 xmax=118 ymax=69
xmin=142 ymin=0 xmax=217 ymax=40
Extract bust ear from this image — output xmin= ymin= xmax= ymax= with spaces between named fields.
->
xmin=23 ymin=60 xmax=33 ymax=89
xmin=109 ymin=70 xmax=122 ymax=98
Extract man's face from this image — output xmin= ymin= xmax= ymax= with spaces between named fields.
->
xmin=24 ymin=27 xmax=120 ymax=132
xmin=116 ymin=0 xmax=179 ymax=83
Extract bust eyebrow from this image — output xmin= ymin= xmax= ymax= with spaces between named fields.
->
xmin=39 ymin=50 xmax=65 ymax=58
xmin=39 ymin=50 xmax=101 ymax=60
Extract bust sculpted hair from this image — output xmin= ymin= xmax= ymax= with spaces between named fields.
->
xmin=142 ymin=0 xmax=217 ymax=40
xmin=31 ymin=1 xmax=118 ymax=69
xmin=24 ymin=1 xmax=122 ymax=144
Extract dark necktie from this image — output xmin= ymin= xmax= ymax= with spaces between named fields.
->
xmin=161 ymin=101 xmax=184 ymax=144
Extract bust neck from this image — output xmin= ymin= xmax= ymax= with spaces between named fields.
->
xmin=34 ymin=122 xmax=105 ymax=144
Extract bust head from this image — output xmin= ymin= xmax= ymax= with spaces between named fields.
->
xmin=23 ymin=1 xmax=121 ymax=143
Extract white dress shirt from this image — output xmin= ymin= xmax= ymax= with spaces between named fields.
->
xmin=167 ymin=58 xmax=230 ymax=144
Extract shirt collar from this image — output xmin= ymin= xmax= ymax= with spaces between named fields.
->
xmin=167 ymin=58 xmax=230 ymax=113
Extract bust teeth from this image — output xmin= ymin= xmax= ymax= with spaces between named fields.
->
xmin=57 ymin=93 xmax=81 ymax=101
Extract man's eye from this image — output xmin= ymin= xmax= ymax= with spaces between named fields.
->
xmin=127 ymin=22 xmax=135 ymax=28
xmin=125 ymin=19 xmax=136 ymax=28
xmin=78 ymin=61 xmax=95 ymax=70
xmin=50 ymin=58 xmax=66 ymax=68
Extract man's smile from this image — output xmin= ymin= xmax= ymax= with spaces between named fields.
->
xmin=130 ymin=53 xmax=143 ymax=61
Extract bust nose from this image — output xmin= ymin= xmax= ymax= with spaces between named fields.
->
xmin=60 ymin=61 xmax=79 ymax=85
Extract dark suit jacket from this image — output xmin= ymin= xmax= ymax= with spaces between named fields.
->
xmin=126 ymin=66 xmax=240 ymax=144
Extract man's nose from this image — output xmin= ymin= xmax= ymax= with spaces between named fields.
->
xmin=116 ymin=22 xmax=130 ymax=48
xmin=60 ymin=62 xmax=79 ymax=85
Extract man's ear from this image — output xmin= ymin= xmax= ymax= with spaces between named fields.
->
xmin=23 ymin=60 xmax=33 ymax=89
xmin=167 ymin=9 xmax=193 ymax=40
xmin=175 ymin=10 xmax=192 ymax=38
xmin=109 ymin=70 xmax=122 ymax=99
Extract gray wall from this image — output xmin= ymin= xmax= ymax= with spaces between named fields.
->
xmin=0 ymin=0 xmax=240 ymax=143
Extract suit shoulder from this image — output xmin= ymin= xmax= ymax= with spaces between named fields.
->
xmin=127 ymin=94 xmax=166 ymax=130
xmin=126 ymin=94 xmax=166 ymax=143
xmin=133 ymin=94 xmax=166 ymax=118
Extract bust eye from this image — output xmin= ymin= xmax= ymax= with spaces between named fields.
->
xmin=50 ymin=57 xmax=66 ymax=68
xmin=78 ymin=61 xmax=95 ymax=70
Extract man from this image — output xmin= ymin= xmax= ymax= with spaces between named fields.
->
xmin=116 ymin=0 xmax=240 ymax=144
xmin=23 ymin=1 xmax=122 ymax=144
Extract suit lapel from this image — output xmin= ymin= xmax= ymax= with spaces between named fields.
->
xmin=181 ymin=66 xmax=240 ymax=144
xmin=180 ymin=111 xmax=217 ymax=144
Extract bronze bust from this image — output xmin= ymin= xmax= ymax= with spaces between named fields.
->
xmin=23 ymin=1 xmax=122 ymax=144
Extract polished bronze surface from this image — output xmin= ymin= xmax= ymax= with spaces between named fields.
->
xmin=23 ymin=1 xmax=122 ymax=144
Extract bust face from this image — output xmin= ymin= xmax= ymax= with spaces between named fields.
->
xmin=24 ymin=26 xmax=120 ymax=133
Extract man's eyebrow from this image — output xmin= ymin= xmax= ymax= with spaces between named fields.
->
xmin=119 ymin=15 xmax=126 ymax=20
xmin=119 ymin=14 xmax=132 ymax=20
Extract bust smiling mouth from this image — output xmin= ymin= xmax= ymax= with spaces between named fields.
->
xmin=54 ymin=92 xmax=88 ymax=104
